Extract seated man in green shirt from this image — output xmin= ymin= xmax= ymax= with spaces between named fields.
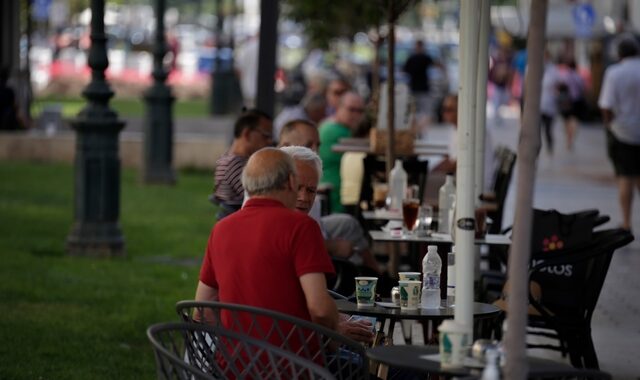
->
xmin=318 ymin=92 xmax=366 ymax=213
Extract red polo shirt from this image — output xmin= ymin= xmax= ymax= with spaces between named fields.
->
xmin=200 ymin=198 xmax=335 ymax=322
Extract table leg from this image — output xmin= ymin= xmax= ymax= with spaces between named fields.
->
xmin=420 ymin=320 xmax=440 ymax=345
xmin=400 ymin=320 xmax=413 ymax=344
xmin=389 ymin=244 xmax=401 ymax=278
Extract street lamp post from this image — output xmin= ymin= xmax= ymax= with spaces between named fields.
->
xmin=256 ymin=0 xmax=278 ymax=117
xmin=210 ymin=0 xmax=242 ymax=115
xmin=143 ymin=0 xmax=176 ymax=184
xmin=66 ymin=0 xmax=126 ymax=257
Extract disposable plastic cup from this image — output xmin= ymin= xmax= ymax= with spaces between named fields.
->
xmin=438 ymin=320 xmax=470 ymax=369
xmin=398 ymin=272 xmax=421 ymax=281
xmin=398 ymin=280 xmax=421 ymax=310
xmin=354 ymin=277 xmax=378 ymax=307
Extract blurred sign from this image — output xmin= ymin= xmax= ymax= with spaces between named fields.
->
xmin=33 ymin=0 xmax=51 ymax=21
xmin=573 ymin=3 xmax=596 ymax=38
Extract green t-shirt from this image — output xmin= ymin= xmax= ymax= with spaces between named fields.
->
xmin=319 ymin=120 xmax=352 ymax=213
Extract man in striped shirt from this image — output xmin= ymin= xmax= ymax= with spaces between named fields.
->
xmin=213 ymin=109 xmax=273 ymax=220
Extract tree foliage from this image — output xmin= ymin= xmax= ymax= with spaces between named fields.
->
xmin=281 ymin=0 xmax=416 ymax=48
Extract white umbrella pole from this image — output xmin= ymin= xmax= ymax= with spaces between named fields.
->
xmin=454 ymin=0 xmax=479 ymax=340
xmin=474 ymin=0 xmax=490 ymax=200
xmin=505 ymin=1 xmax=547 ymax=379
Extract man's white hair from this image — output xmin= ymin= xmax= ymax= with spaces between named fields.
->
xmin=279 ymin=145 xmax=323 ymax=179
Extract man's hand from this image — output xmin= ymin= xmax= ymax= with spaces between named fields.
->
xmin=337 ymin=315 xmax=375 ymax=343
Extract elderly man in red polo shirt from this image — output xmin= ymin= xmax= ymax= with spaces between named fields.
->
xmin=195 ymin=147 xmax=339 ymax=331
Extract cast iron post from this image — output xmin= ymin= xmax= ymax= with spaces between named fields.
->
xmin=66 ymin=0 xmax=126 ymax=257
xmin=256 ymin=0 xmax=278 ymax=117
xmin=143 ymin=0 xmax=176 ymax=184
xmin=210 ymin=0 xmax=242 ymax=115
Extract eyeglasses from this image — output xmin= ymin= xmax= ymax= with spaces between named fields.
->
xmin=442 ymin=106 xmax=457 ymax=113
xmin=348 ymin=107 xmax=365 ymax=114
xmin=252 ymin=128 xmax=273 ymax=140
xmin=331 ymin=88 xmax=348 ymax=96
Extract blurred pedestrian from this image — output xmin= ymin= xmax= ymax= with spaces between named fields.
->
xmin=489 ymin=47 xmax=513 ymax=126
xmin=539 ymin=52 xmax=562 ymax=154
xmin=556 ymin=58 xmax=585 ymax=150
xmin=598 ymin=35 xmax=640 ymax=233
xmin=403 ymin=40 xmax=435 ymax=121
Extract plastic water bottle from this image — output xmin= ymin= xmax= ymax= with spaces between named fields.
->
xmin=388 ymin=159 xmax=407 ymax=211
xmin=481 ymin=348 xmax=501 ymax=380
xmin=438 ymin=174 xmax=455 ymax=233
xmin=421 ymin=245 xmax=442 ymax=308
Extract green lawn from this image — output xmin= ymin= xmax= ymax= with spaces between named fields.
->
xmin=31 ymin=96 xmax=209 ymax=118
xmin=0 ymin=160 xmax=216 ymax=379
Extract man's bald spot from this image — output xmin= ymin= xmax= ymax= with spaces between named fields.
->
xmin=244 ymin=147 xmax=294 ymax=180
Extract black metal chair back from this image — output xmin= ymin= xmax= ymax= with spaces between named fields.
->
xmin=147 ymin=321 xmax=336 ymax=380
xmin=176 ymin=301 xmax=369 ymax=380
xmin=487 ymin=146 xmax=516 ymax=234
xmin=527 ymin=228 xmax=634 ymax=369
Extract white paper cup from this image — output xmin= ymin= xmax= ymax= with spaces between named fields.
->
xmin=438 ymin=320 xmax=470 ymax=369
xmin=398 ymin=280 xmax=421 ymax=310
xmin=354 ymin=277 xmax=378 ymax=307
xmin=398 ymin=272 xmax=421 ymax=281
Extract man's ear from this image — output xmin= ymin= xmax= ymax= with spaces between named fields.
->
xmin=240 ymin=127 xmax=252 ymax=140
xmin=288 ymin=174 xmax=297 ymax=191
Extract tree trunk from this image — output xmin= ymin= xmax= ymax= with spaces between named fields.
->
xmin=385 ymin=1 xmax=396 ymax=175
xmin=504 ymin=1 xmax=547 ymax=379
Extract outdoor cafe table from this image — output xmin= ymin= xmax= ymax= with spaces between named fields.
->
xmin=331 ymin=137 xmax=449 ymax=156
xmin=366 ymin=345 xmax=602 ymax=379
xmin=335 ymin=299 xmax=501 ymax=345
xmin=368 ymin=230 xmax=511 ymax=298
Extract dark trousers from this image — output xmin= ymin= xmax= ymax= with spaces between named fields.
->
xmin=541 ymin=113 xmax=554 ymax=153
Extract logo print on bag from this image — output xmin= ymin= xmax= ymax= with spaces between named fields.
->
xmin=542 ymin=234 xmax=564 ymax=251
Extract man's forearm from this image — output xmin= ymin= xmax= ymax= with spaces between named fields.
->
xmin=193 ymin=281 xmax=220 ymax=323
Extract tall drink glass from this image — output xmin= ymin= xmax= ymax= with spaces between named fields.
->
xmin=402 ymin=198 xmax=420 ymax=235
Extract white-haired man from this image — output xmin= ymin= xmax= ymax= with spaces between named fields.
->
xmin=279 ymin=120 xmax=384 ymax=277
xmin=280 ymin=145 xmax=374 ymax=343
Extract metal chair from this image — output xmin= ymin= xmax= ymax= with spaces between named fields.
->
xmin=526 ymin=228 xmax=634 ymax=369
xmin=176 ymin=301 xmax=370 ymax=380
xmin=479 ymin=208 xmax=611 ymax=304
xmin=147 ymin=321 xmax=336 ymax=380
